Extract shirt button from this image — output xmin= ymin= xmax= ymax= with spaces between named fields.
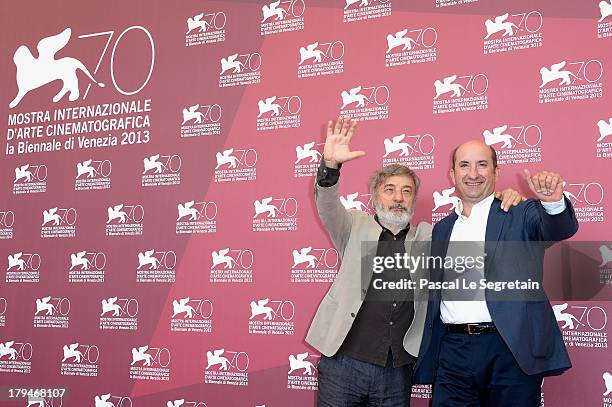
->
xmin=350 ymin=313 xmax=356 ymax=318
xmin=393 ymin=303 xmax=397 ymax=307
xmin=394 ymin=237 xmax=397 ymax=241
xmin=389 ymin=321 xmax=394 ymax=326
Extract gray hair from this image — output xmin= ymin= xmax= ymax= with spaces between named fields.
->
xmin=368 ymin=164 xmax=420 ymax=199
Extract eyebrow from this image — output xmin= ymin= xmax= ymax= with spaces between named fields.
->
xmin=384 ymin=183 xmax=413 ymax=189
xmin=458 ymin=160 xmax=489 ymax=165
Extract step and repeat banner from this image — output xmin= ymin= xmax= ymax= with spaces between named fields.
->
xmin=1 ymin=0 xmax=611 ymax=406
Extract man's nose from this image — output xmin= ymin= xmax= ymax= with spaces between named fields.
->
xmin=468 ymin=165 xmax=479 ymax=178
xmin=393 ymin=190 xmax=403 ymax=202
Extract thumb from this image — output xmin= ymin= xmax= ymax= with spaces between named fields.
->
xmin=347 ymin=151 xmax=366 ymax=161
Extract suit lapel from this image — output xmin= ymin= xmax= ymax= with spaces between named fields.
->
xmin=403 ymin=223 xmax=417 ymax=256
xmin=436 ymin=213 xmax=457 ymax=256
xmin=432 ymin=213 xmax=457 ymax=283
xmin=484 ymin=198 xmax=506 ymax=265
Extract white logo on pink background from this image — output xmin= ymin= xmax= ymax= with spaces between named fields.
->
xmin=249 ymin=298 xmax=295 ymax=321
xmin=434 ymin=75 xmax=465 ymax=99
xmin=387 ymin=29 xmax=416 ymax=52
xmin=0 ymin=341 xmax=19 ymax=360
xmin=484 ymin=13 xmax=519 ymax=39
xmin=211 ymin=249 xmax=235 ymax=269
xmin=107 ymin=203 xmax=144 ymax=224
xmin=483 ymin=125 xmax=518 ymax=149
xmin=600 ymin=245 xmax=612 ymax=267
xmin=253 ymin=198 xmax=278 ymax=218
xmin=205 ymin=348 xmax=249 ymax=372
xmin=9 ymin=28 xmax=105 ymax=108
xmin=384 ymin=134 xmax=411 ymax=157
xmin=187 ymin=13 xmax=212 ymax=33
xmin=41 ymin=207 xmax=77 ymax=238
xmin=295 ymin=142 xmax=322 ymax=164
xmin=262 ymin=1 xmax=288 ymax=22
xmin=131 ymin=345 xmax=163 ymax=366
xmin=77 ymin=160 xmax=95 ymax=178
xmin=221 ymin=54 xmax=245 ymax=75
xmin=340 ymin=192 xmax=372 ymax=212
xmin=540 ymin=61 xmax=577 ymax=88
xmin=598 ymin=117 xmax=612 ymax=142
xmin=8 ymin=252 xmax=26 ymax=271
xmin=552 ymin=303 xmax=581 ymax=330
xmin=15 ymin=164 xmax=33 ymax=183
xmin=288 ymin=352 xmax=317 ymax=375
xmin=299 ymin=42 xmax=325 ymax=63
xmin=35 ymin=296 xmax=56 ymax=315
xmin=604 ymin=371 xmax=612 ymax=396
xmin=292 ymin=247 xmax=318 ymax=268
xmin=600 ymin=1 xmax=612 ymax=22
xmin=432 ymin=187 xmax=460 ymax=212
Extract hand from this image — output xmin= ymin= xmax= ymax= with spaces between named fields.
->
xmin=523 ymin=169 xmax=564 ymax=202
xmin=322 ymin=117 xmax=365 ymax=168
xmin=494 ymin=188 xmax=525 ymax=212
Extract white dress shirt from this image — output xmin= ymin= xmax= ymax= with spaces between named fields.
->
xmin=440 ymin=193 xmax=566 ymax=324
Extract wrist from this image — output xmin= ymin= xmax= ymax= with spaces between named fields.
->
xmin=324 ymin=158 xmax=339 ymax=169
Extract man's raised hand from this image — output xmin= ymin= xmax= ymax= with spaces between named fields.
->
xmin=323 ymin=117 xmax=365 ymax=169
xmin=523 ymin=169 xmax=564 ymax=202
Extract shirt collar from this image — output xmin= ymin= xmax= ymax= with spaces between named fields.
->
xmin=455 ymin=193 xmax=495 ymax=219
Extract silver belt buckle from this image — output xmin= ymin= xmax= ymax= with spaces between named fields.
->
xmin=467 ymin=323 xmax=478 ymax=335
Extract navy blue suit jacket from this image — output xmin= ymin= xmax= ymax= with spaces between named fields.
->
xmin=414 ymin=197 xmax=579 ymax=383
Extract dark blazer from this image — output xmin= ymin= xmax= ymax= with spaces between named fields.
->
xmin=414 ymin=197 xmax=579 ymax=384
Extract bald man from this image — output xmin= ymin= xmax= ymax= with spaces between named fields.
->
xmin=414 ymin=140 xmax=579 ymax=407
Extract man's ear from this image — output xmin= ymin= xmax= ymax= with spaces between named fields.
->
xmin=450 ymin=169 xmax=455 ymax=185
xmin=494 ymin=166 xmax=500 ymax=180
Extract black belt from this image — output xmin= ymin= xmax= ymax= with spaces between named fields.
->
xmin=446 ymin=322 xmax=497 ymax=335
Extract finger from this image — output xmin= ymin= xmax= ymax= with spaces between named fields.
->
xmin=340 ymin=117 xmax=351 ymax=137
xmin=500 ymin=191 xmax=511 ymax=212
xmin=346 ymin=120 xmax=358 ymax=141
xmin=554 ymin=176 xmax=564 ymax=196
xmin=549 ymin=174 xmax=560 ymax=194
xmin=523 ymin=169 xmax=536 ymax=193
xmin=544 ymin=173 xmax=553 ymax=192
xmin=326 ymin=120 xmax=333 ymax=139
xmin=538 ymin=173 xmax=551 ymax=196
xmin=533 ymin=173 xmax=545 ymax=194
xmin=333 ymin=117 xmax=343 ymax=135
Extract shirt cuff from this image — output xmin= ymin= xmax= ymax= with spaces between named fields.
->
xmin=541 ymin=197 xmax=566 ymax=215
xmin=316 ymin=161 xmax=341 ymax=187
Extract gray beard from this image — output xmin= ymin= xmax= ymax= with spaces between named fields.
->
xmin=375 ymin=201 xmax=413 ymax=231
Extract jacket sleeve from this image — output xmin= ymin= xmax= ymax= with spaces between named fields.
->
xmin=523 ymin=196 xmax=579 ymax=242
xmin=314 ymin=183 xmax=353 ymax=257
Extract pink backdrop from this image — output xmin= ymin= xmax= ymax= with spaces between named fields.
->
xmin=1 ymin=0 xmax=611 ymax=406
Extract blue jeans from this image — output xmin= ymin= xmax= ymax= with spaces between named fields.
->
xmin=317 ymin=352 xmax=413 ymax=406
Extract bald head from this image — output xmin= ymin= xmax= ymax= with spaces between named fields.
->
xmin=451 ymin=140 xmax=497 ymax=170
